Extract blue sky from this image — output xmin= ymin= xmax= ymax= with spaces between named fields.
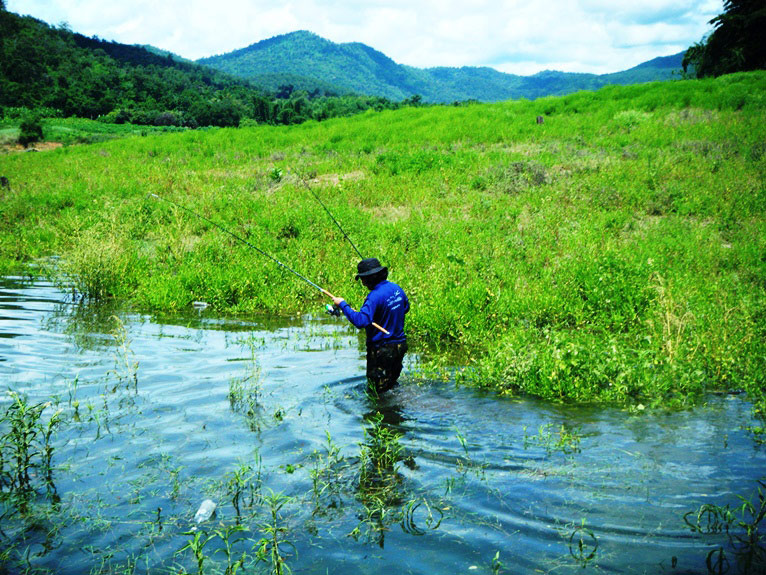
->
xmin=6 ymin=0 xmax=723 ymax=75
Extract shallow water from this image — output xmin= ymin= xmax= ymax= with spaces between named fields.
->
xmin=1 ymin=276 xmax=764 ymax=575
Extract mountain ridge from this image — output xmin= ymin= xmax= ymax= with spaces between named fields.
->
xmin=197 ymin=30 xmax=686 ymax=102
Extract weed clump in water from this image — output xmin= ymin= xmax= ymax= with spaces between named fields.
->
xmin=59 ymin=222 xmax=138 ymax=302
xmin=358 ymin=411 xmax=403 ymax=496
xmin=0 ymin=391 xmax=63 ymax=512
xmin=683 ymin=479 xmax=766 ymax=575
xmin=352 ymin=412 xmax=406 ymax=547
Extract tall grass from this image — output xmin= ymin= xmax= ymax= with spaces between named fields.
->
xmin=1 ymin=71 xmax=764 ymax=408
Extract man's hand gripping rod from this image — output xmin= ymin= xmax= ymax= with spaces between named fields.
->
xmin=320 ymin=288 xmax=390 ymax=335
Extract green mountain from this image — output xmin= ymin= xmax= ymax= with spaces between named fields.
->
xmin=0 ymin=10 xmax=402 ymax=128
xmin=0 ymin=9 xmax=268 ymax=124
xmin=197 ymin=30 xmax=686 ymax=102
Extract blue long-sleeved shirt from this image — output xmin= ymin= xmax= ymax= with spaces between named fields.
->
xmin=338 ymin=280 xmax=409 ymax=348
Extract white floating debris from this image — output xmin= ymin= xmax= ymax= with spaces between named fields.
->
xmin=194 ymin=499 xmax=216 ymax=523
xmin=192 ymin=301 xmax=209 ymax=310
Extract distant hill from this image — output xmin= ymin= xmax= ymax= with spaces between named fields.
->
xmin=198 ymin=31 xmax=686 ymax=102
xmin=0 ymin=10 xmax=404 ymax=128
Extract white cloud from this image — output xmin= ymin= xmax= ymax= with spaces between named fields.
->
xmin=6 ymin=0 xmax=724 ymax=74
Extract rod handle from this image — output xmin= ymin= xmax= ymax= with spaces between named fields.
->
xmin=371 ymin=322 xmax=390 ymax=335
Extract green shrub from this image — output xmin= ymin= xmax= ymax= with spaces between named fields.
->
xmin=59 ymin=225 xmax=138 ymax=301
xmin=17 ymin=114 xmax=43 ymax=147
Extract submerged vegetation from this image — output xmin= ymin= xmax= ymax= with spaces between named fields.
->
xmin=0 ymin=71 xmax=765 ymax=412
xmin=684 ymin=480 xmax=766 ymax=573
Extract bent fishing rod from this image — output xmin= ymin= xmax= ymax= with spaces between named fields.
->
xmin=148 ymin=193 xmax=388 ymax=334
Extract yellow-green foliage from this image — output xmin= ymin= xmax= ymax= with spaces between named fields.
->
xmin=1 ymin=72 xmax=765 ymax=408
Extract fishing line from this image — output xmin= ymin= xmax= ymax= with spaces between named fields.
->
xmin=299 ymin=176 xmax=364 ymax=259
xmin=148 ymin=192 xmax=389 ymax=334
xmin=148 ymin=193 xmax=326 ymax=293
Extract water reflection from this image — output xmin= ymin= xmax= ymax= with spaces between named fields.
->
xmin=42 ymin=298 xmax=123 ymax=352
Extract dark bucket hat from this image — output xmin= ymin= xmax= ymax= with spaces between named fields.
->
xmin=355 ymin=258 xmax=387 ymax=280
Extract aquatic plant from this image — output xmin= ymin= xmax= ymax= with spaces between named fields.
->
xmin=39 ymin=406 xmax=63 ymax=499
xmin=213 ymin=524 xmax=248 ymax=575
xmin=66 ymin=376 xmax=80 ymax=420
xmin=449 ymin=425 xmax=488 ymax=478
xmin=228 ymin=373 xmax=262 ymax=430
xmin=746 ymin=424 xmax=766 ymax=446
xmin=228 ymin=333 xmax=263 ymax=430
xmin=225 ymin=458 xmax=262 ymax=521
xmin=308 ymin=431 xmax=347 ymax=513
xmin=359 ymin=412 xmax=403 ymax=496
xmin=684 ymin=480 xmax=766 ymax=574
xmin=523 ymin=423 xmax=582 ymax=455
xmin=491 ymin=551 xmax=504 ymax=575
xmin=0 ymin=391 xmax=63 ymax=507
xmin=400 ymin=498 xmax=443 ymax=535
xmin=565 ymin=519 xmax=599 ymax=568
xmin=351 ymin=493 xmax=394 ymax=548
xmin=351 ymin=413 xmax=411 ymax=547
xmin=254 ymin=491 xmax=295 ymax=575
xmin=177 ymin=529 xmax=217 ymax=575
xmin=109 ymin=315 xmax=139 ymax=389
xmin=453 ymin=425 xmax=469 ymax=456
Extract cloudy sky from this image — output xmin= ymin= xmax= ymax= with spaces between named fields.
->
xmin=7 ymin=0 xmax=723 ymax=75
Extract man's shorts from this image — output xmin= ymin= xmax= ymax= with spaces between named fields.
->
xmin=366 ymin=341 xmax=408 ymax=394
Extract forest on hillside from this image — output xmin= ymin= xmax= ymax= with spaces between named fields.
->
xmin=200 ymin=30 xmax=688 ymax=103
xmin=0 ymin=7 xmax=411 ymax=129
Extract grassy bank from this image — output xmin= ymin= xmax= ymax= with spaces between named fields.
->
xmin=1 ymin=72 xmax=764 ymax=410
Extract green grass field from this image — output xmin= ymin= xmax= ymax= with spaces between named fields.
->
xmin=1 ymin=72 xmax=764 ymax=411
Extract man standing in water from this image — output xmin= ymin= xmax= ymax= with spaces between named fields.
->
xmin=330 ymin=258 xmax=409 ymax=394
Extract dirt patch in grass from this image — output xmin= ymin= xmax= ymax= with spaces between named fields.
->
xmin=309 ymin=171 xmax=365 ymax=186
xmin=1 ymin=141 xmax=64 ymax=153
xmin=363 ymin=204 xmax=411 ymax=221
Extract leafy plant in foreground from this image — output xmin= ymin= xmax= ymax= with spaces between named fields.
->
xmin=225 ymin=458 xmax=262 ymax=522
xmin=684 ymin=480 xmax=766 ymax=574
xmin=0 ymin=391 xmax=63 ymax=509
xmin=254 ymin=491 xmax=295 ymax=575
xmin=214 ymin=524 xmax=248 ymax=575
xmin=177 ymin=529 xmax=217 ymax=575
xmin=359 ymin=412 xmax=403 ymax=496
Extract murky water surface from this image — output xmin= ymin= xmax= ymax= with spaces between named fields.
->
xmin=1 ymin=276 xmax=764 ymax=574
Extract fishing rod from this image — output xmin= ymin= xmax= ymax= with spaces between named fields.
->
xmin=149 ymin=193 xmax=325 ymax=292
xmin=148 ymin=193 xmax=389 ymax=334
xmin=299 ymin=176 xmax=364 ymax=259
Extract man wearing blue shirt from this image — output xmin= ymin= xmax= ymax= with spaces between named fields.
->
xmin=330 ymin=258 xmax=409 ymax=394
